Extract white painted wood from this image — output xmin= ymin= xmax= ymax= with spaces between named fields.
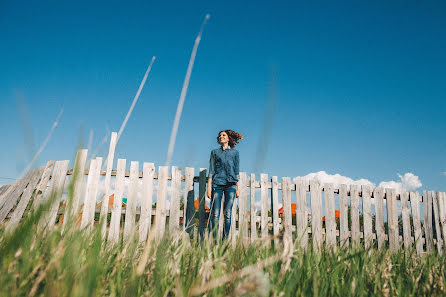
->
xmin=67 ymin=150 xmax=88 ymax=223
xmin=432 ymin=191 xmax=443 ymax=254
xmin=155 ymin=166 xmax=169 ymax=239
xmin=294 ymin=177 xmax=308 ymax=249
xmin=260 ymin=174 xmax=269 ymax=244
xmin=100 ymin=132 xmax=117 ymax=238
xmin=271 ymin=176 xmax=280 ymax=247
xmin=169 ymin=166 xmax=182 ymax=238
xmin=33 ymin=160 xmax=55 ymax=209
xmin=41 ymin=160 xmax=70 ymax=230
xmin=282 ymin=177 xmax=292 ymax=243
xmin=362 ymin=185 xmax=373 ymax=249
xmin=250 ymin=173 xmax=257 ymax=243
xmin=324 ymin=183 xmax=336 ymax=251
xmin=198 ymin=168 xmax=207 ymax=240
xmin=410 ymin=192 xmax=423 ymax=255
xmin=423 ymin=190 xmax=433 ymax=251
xmin=386 ymin=188 xmax=399 ymax=251
xmin=339 ymin=184 xmax=349 ymax=247
xmin=183 ymin=167 xmax=195 ymax=240
xmin=374 ymin=187 xmax=386 ymax=250
xmin=123 ymin=161 xmax=139 ymax=241
xmin=139 ymin=162 xmax=154 ymax=243
xmin=6 ymin=167 xmax=44 ymax=232
xmin=237 ymin=172 xmax=248 ymax=243
xmin=230 ymin=185 xmax=238 ymax=247
xmin=310 ymin=180 xmax=322 ymax=251
xmin=108 ymin=159 xmax=126 ymax=244
xmin=81 ymin=158 xmax=102 ymax=231
xmin=350 ymin=185 xmax=360 ymax=245
xmin=400 ymin=190 xmax=413 ymax=250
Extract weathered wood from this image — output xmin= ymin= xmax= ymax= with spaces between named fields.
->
xmin=438 ymin=192 xmax=446 ymax=247
xmin=82 ymin=158 xmax=102 ymax=231
xmin=423 ymin=190 xmax=433 ymax=251
xmin=410 ymin=192 xmax=423 ymax=255
xmin=250 ymin=173 xmax=257 ymax=243
xmin=155 ymin=166 xmax=168 ymax=239
xmin=237 ymin=172 xmax=248 ymax=243
xmin=169 ymin=166 xmax=182 ymax=238
xmin=0 ymin=185 xmax=10 ymax=196
xmin=99 ymin=132 xmax=117 ymax=238
xmin=294 ymin=177 xmax=308 ymax=249
xmin=230 ymin=184 xmax=237 ymax=247
xmin=139 ymin=162 xmax=155 ymax=242
xmin=310 ymin=180 xmax=322 ymax=251
xmin=0 ymin=179 xmax=21 ymax=209
xmin=324 ymin=183 xmax=336 ymax=251
xmin=183 ymin=167 xmax=195 ymax=238
xmin=282 ymin=177 xmax=292 ymax=243
xmin=198 ymin=168 xmax=207 ymax=240
xmin=339 ymin=184 xmax=349 ymax=247
xmin=374 ymin=187 xmax=386 ymax=250
xmin=108 ymin=159 xmax=126 ymax=244
xmin=260 ymin=174 xmax=269 ymax=244
xmin=386 ymin=188 xmax=399 ymax=251
xmin=5 ymin=168 xmax=43 ymax=232
xmin=33 ymin=160 xmax=55 ymax=209
xmin=432 ymin=191 xmax=443 ymax=254
xmin=41 ymin=160 xmax=70 ymax=230
xmin=123 ymin=161 xmax=139 ymax=241
xmin=400 ymin=190 xmax=413 ymax=250
xmin=362 ymin=185 xmax=373 ymax=249
xmin=64 ymin=150 xmax=87 ymax=229
xmin=271 ymin=176 xmax=280 ymax=246
xmin=350 ymin=185 xmax=360 ymax=244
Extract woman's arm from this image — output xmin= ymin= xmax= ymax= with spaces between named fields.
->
xmin=207 ymin=151 xmax=215 ymax=198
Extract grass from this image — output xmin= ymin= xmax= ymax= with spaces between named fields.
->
xmin=1 ymin=176 xmax=446 ymax=296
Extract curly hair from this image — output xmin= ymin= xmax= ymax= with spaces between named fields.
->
xmin=217 ymin=130 xmax=244 ymax=148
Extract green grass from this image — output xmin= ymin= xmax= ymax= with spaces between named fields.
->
xmin=1 ymin=179 xmax=446 ymax=296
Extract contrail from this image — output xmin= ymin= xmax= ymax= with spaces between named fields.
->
xmin=165 ymin=14 xmax=210 ymax=167
xmin=117 ymin=56 xmax=156 ymax=143
xmin=18 ymin=108 xmax=64 ymax=179
xmin=90 ymin=126 xmax=110 ymax=161
xmin=87 ymin=129 xmax=94 ymax=157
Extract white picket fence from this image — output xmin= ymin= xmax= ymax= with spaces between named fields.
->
xmin=1 ymin=146 xmax=445 ymax=254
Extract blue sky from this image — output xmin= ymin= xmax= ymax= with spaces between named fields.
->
xmin=0 ymin=0 xmax=445 ymax=191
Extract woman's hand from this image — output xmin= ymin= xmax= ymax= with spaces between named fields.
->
xmin=236 ymin=183 xmax=240 ymax=198
xmin=207 ymin=186 xmax=212 ymax=198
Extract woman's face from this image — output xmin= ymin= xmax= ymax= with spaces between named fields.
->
xmin=218 ymin=131 xmax=229 ymax=145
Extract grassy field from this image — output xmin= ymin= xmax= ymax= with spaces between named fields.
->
xmin=1 ymin=188 xmax=446 ymax=297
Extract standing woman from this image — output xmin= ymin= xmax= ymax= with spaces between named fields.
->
xmin=207 ymin=130 xmax=243 ymax=241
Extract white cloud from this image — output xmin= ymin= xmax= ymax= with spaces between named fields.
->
xmin=298 ymin=171 xmax=375 ymax=188
xmin=378 ymin=173 xmax=422 ymax=193
xmin=442 ymin=172 xmax=446 ymax=176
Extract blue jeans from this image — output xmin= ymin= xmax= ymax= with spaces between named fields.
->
xmin=209 ymin=183 xmax=237 ymax=241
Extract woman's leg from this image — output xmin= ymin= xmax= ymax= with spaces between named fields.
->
xmin=222 ymin=184 xmax=237 ymax=241
xmin=209 ymin=185 xmax=223 ymax=240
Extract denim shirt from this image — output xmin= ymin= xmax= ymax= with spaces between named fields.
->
xmin=208 ymin=147 xmax=240 ymax=186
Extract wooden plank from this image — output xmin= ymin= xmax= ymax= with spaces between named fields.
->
xmin=438 ymin=192 xmax=446 ymax=247
xmin=237 ymin=172 xmax=248 ymax=243
xmin=81 ymin=158 xmax=102 ymax=231
xmin=410 ymin=192 xmax=423 ymax=255
xmin=324 ymin=183 xmax=336 ymax=251
xmin=423 ymin=190 xmax=433 ymax=251
xmin=139 ymin=162 xmax=155 ymax=243
xmin=250 ymin=173 xmax=257 ymax=243
xmin=0 ymin=185 xmax=10 ymax=196
xmin=108 ymin=159 xmax=126 ymax=244
xmin=230 ymin=184 xmax=238 ymax=247
xmin=400 ymin=190 xmax=413 ymax=250
xmin=155 ymin=166 xmax=169 ymax=239
xmin=350 ymin=185 xmax=360 ymax=245
xmin=0 ymin=179 xmax=21 ymax=209
xmin=294 ymin=177 xmax=308 ymax=249
xmin=169 ymin=166 xmax=182 ymax=238
xmin=33 ymin=160 xmax=55 ymax=209
xmin=374 ymin=187 xmax=386 ymax=250
xmin=198 ymin=168 xmax=207 ymax=240
xmin=271 ymin=176 xmax=280 ymax=246
xmin=183 ymin=167 xmax=195 ymax=239
xmin=99 ymin=132 xmax=117 ymax=238
xmin=64 ymin=149 xmax=87 ymax=229
xmin=310 ymin=180 xmax=322 ymax=251
xmin=6 ymin=167 xmax=44 ymax=233
xmin=282 ymin=177 xmax=292 ymax=243
xmin=386 ymin=188 xmax=399 ymax=251
xmin=432 ymin=191 xmax=443 ymax=254
xmin=362 ymin=185 xmax=373 ymax=249
xmin=339 ymin=184 xmax=349 ymax=247
xmin=260 ymin=174 xmax=269 ymax=244
xmin=0 ymin=170 xmax=34 ymax=223
xmin=41 ymin=160 xmax=70 ymax=230
xmin=123 ymin=161 xmax=139 ymax=241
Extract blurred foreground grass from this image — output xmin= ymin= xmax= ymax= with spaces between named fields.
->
xmin=1 ymin=189 xmax=446 ymax=296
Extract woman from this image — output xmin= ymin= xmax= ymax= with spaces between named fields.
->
xmin=207 ymin=129 xmax=243 ymax=241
